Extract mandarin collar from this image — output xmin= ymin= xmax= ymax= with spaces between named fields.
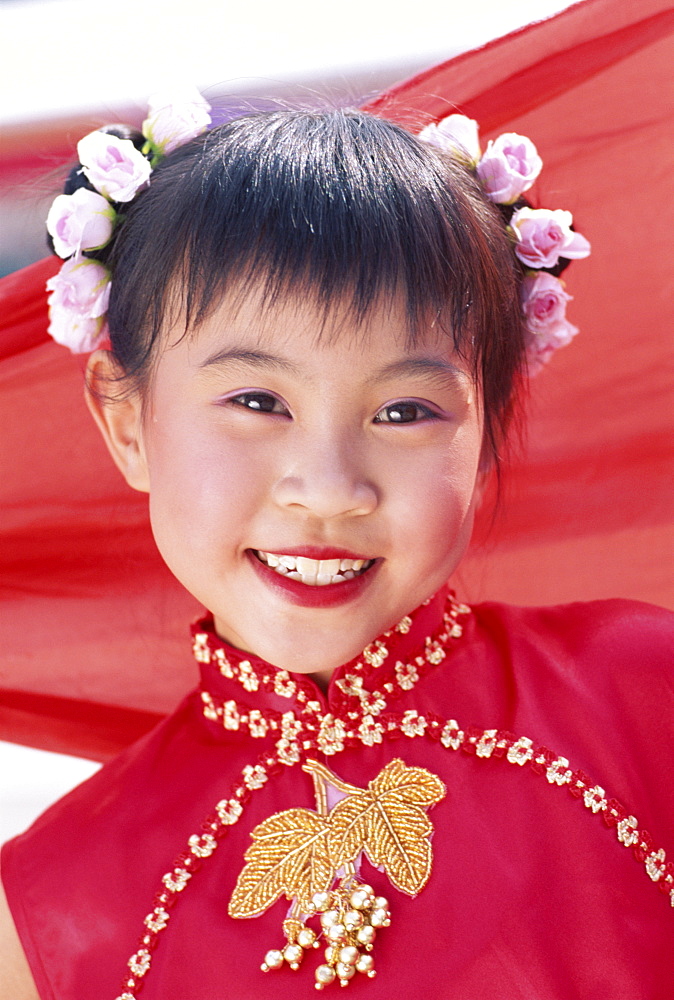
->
xmin=191 ymin=586 xmax=469 ymax=727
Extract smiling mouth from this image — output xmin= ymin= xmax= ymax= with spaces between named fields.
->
xmin=253 ymin=550 xmax=376 ymax=586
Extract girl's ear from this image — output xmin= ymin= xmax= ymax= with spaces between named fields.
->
xmin=473 ymin=466 xmax=490 ymax=508
xmin=474 ymin=441 xmax=495 ymax=508
xmin=84 ymin=350 xmax=150 ymax=493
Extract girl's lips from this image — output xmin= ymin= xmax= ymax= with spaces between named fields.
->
xmin=247 ymin=549 xmax=380 ymax=608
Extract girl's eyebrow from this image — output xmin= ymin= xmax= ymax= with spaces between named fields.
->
xmin=198 ymin=348 xmax=467 ymax=387
xmin=372 ymin=357 xmax=469 ymax=385
xmin=199 ymin=347 xmax=301 ymax=375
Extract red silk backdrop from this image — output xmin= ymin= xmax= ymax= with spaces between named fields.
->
xmin=1 ymin=0 xmax=673 ymax=761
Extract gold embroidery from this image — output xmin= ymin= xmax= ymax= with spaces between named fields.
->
xmin=229 ymin=808 xmax=333 ymax=916
xmin=325 ymin=759 xmax=443 ymax=896
xmin=229 ymin=758 xmax=446 ymax=988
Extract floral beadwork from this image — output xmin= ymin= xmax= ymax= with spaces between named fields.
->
xmin=114 ymin=595 xmax=672 ymax=999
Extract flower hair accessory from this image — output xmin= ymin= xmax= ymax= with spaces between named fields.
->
xmin=46 ymin=87 xmax=211 ymax=353
xmin=419 ymin=114 xmax=591 ymax=374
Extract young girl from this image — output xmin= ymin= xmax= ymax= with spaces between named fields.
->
xmin=1 ymin=88 xmax=672 ymax=1000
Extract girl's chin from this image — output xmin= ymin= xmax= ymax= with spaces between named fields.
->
xmin=211 ymin=616 xmax=378 ymax=678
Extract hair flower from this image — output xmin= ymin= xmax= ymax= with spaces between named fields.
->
xmin=521 ymin=271 xmax=577 ymax=336
xmin=511 ymin=207 xmax=591 ymax=269
xmin=45 ymin=87 xmax=212 ymax=354
xmin=46 ymin=257 xmax=111 ymax=354
xmin=418 ymin=114 xmax=481 ymax=165
xmin=521 ymin=273 xmax=579 ymax=374
xmin=77 ymin=131 xmax=152 ymax=203
xmin=46 ymin=188 xmax=116 ymax=259
xmin=476 ymin=133 xmax=542 ymax=204
xmin=420 ymin=111 xmax=591 ymax=373
xmin=142 ymin=87 xmax=212 ymax=156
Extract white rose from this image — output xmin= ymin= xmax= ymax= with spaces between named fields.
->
xmin=77 ymin=131 xmax=151 ymax=203
xmin=46 ymin=188 xmax=116 ymax=258
xmin=46 ymin=257 xmax=111 ymax=353
xmin=142 ymin=87 xmax=212 ymax=155
xmin=419 ymin=114 xmax=481 ymax=165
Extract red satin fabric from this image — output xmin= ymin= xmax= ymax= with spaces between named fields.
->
xmin=0 ymin=0 xmax=673 ymax=761
xmin=2 ymin=590 xmax=673 ymax=999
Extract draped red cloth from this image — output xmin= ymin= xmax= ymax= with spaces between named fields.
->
xmin=1 ymin=0 xmax=672 ymax=761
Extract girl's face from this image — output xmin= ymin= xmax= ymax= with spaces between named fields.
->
xmin=102 ymin=288 xmax=484 ymax=684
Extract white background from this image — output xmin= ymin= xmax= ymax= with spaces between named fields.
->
xmin=1 ymin=0 xmax=573 ymax=124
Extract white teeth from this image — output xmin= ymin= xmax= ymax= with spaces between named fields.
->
xmin=296 ymin=557 xmax=318 ymax=584
xmin=256 ymin=550 xmax=374 ymax=586
xmin=321 ymin=558 xmax=341 ymax=576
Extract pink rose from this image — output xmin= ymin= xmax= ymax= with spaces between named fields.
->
xmin=476 ymin=132 xmax=542 ymax=204
xmin=46 ymin=257 xmax=111 ymax=353
xmin=521 ymin=272 xmax=578 ymax=374
xmin=77 ymin=131 xmax=151 ymax=203
xmin=46 ymin=188 xmax=116 ymax=259
xmin=511 ymin=207 xmax=591 ymax=268
xmin=418 ymin=114 xmax=481 ymax=164
xmin=142 ymin=87 xmax=212 ymax=155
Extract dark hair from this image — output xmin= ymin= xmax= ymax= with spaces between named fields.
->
xmin=93 ymin=109 xmax=526 ymax=466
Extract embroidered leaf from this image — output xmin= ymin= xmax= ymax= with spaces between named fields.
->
xmin=370 ymin=758 xmax=446 ymax=807
xmin=366 ymin=798 xmax=434 ymax=895
xmin=325 ymin=791 xmax=371 ymax=863
xmin=228 ymin=808 xmax=333 ymax=917
xmin=327 ymin=758 xmax=446 ymax=896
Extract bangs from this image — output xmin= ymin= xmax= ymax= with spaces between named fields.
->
xmin=107 ymin=109 xmax=518 ymax=366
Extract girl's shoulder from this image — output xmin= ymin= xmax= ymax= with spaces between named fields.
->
xmin=468 ymin=595 xmax=674 ymax=721
xmin=470 ymin=595 xmax=674 ymax=680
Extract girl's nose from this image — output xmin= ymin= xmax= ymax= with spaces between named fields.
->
xmin=271 ymin=440 xmax=378 ymax=520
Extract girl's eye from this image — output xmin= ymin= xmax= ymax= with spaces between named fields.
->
xmin=374 ymin=401 xmax=438 ymax=424
xmin=228 ymin=392 xmax=289 ymax=415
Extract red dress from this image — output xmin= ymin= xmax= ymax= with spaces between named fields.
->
xmin=3 ymin=588 xmax=673 ymax=999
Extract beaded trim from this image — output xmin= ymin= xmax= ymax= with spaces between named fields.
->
xmin=198 ymin=594 xmax=470 ymax=755
xmin=114 ymin=600 xmax=673 ymax=998
xmin=195 ymin=594 xmax=469 ymax=722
